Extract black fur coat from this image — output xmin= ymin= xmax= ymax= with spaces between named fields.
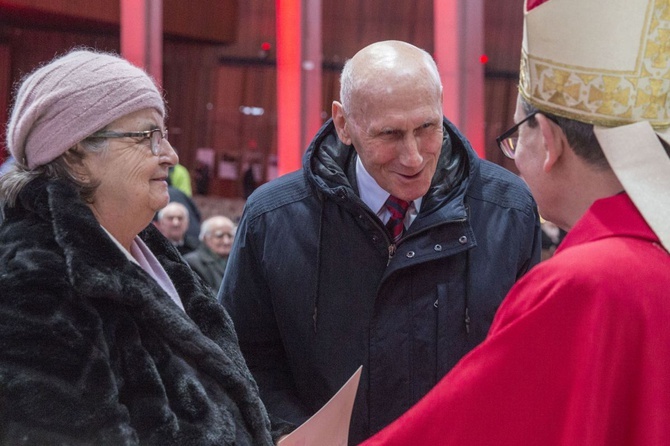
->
xmin=0 ymin=178 xmax=284 ymax=445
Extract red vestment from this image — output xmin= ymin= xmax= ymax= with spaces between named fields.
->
xmin=362 ymin=193 xmax=670 ymax=445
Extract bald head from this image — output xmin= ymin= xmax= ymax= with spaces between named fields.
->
xmin=331 ymin=40 xmax=445 ymax=202
xmin=200 ymin=215 xmax=236 ymax=257
xmin=157 ymin=202 xmax=189 ymax=221
xmin=199 ymin=216 xmax=235 ymax=241
xmin=339 ymin=40 xmax=442 ymax=121
xmin=156 ymin=202 xmax=190 ymax=243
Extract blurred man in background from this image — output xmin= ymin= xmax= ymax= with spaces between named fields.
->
xmin=155 ymin=201 xmax=199 ymax=255
xmin=185 ymin=215 xmax=236 ymax=290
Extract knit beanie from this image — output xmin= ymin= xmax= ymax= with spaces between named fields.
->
xmin=7 ymin=49 xmax=165 ymax=169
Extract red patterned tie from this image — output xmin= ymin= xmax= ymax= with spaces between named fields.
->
xmin=385 ymin=195 xmax=411 ymax=242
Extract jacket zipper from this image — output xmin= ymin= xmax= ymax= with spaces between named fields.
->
xmin=387 ymin=243 xmax=396 ymax=265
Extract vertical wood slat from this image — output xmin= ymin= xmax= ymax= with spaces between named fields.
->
xmin=0 ymin=44 xmax=10 ymax=161
xmin=1 ymin=0 xmax=236 ymax=43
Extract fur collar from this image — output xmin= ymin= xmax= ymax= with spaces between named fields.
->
xmin=5 ymin=178 xmax=275 ymax=444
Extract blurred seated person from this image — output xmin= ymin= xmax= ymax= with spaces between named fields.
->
xmin=0 ymin=49 xmax=286 ymax=445
xmin=185 ymin=216 xmax=236 ymax=291
xmin=155 ymin=201 xmax=199 ymax=255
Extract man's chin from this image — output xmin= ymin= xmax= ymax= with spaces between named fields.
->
xmin=390 ymin=185 xmax=430 ymax=202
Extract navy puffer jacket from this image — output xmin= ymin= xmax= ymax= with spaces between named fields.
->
xmin=221 ymin=117 xmax=542 ymax=444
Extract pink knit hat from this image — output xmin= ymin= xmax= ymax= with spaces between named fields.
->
xmin=6 ymin=49 xmax=165 ymax=169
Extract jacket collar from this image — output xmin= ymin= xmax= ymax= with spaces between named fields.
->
xmin=303 ymin=117 xmax=478 ymax=226
xmin=11 ymin=178 xmax=274 ymax=442
xmin=557 ymin=192 xmax=664 ymax=255
xmin=17 ymin=178 xmax=206 ymax=309
xmin=194 ymin=243 xmax=226 ymax=265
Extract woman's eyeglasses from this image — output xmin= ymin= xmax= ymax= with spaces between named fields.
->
xmin=89 ymin=128 xmax=168 ymax=156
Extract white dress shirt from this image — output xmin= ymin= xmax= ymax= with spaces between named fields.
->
xmin=355 ymin=156 xmax=422 ymax=229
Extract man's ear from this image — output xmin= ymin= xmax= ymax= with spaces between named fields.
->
xmin=332 ymin=101 xmax=352 ymax=145
xmin=538 ymin=115 xmax=566 ymax=173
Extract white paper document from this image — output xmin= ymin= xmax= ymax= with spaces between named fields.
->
xmin=278 ymin=366 xmax=363 ymax=446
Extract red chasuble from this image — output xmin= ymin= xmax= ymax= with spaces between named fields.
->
xmin=361 ymin=193 xmax=670 ymax=445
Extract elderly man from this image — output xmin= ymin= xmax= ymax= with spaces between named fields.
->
xmin=184 ymin=216 xmax=236 ymax=290
xmin=220 ymin=40 xmax=541 ymax=443
xmin=362 ymin=0 xmax=670 ymax=444
xmin=155 ymin=201 xmax=199 ymax=255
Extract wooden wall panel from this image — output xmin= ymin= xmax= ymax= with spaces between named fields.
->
xmin=1 ymin=0 xmax=528 ymax=197
xmin=207 ymin=64 xmax=277 ymax=197
xmin=484 ymin=78 xmax=519 ymax=173
xmin=0 ymin=0 xmax=238 ymax=43
xmin=483 ymin=0 xmax=524 ymax=170
xmin=0 ymin=44 xmax=10 ymax=161
xmin=162 ymin=41 xmax=220 ymax=165
xmin=214 ymin=0 xmax=275 ymax=58
xmin=163 ymin=0 xmax=237 ymax=44
xmin=321 ymin=0 xmax=434 ymax=60
xmin=1 ymin=27 xmax=120 ymax=85
xmin=1 ymin=0 xmax=118 ymax=24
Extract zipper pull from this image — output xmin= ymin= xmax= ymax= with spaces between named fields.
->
xmin=387 ymin=243 xmax=396 ymax=265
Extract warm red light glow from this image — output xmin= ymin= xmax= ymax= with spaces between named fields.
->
xmin=480 ymin=54 xmax=489 ymax=64
xmin=120 ymin=0 xmax=146 ymax=68
xmin=261 ymin=42 xmax=272 ymax=52
xmin=276 ymin=0 xmax=302 ymax=175
xmin=434 ymin=0 xmax=485 ymax=159
xmin=120 ymin=0 xmax=163 ymax=86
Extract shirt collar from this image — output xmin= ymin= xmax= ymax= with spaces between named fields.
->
xmin=355 ymin=155 xmax=423 ymax=214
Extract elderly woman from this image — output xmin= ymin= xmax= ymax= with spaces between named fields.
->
xmin=0 ymin=50 xmax=288 ymax=445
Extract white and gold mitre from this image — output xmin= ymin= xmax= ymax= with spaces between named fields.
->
xmin=520 ymin=0 xmax=670 ymax=130
xmin=521 ymin=0 xmax=670 ymax=250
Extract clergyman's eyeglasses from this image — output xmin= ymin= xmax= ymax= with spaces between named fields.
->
xmin=496 ymin=111 xmax=559 ymax=159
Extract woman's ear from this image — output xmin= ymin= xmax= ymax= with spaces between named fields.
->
xmin=332 ymin=101 xmax=352 ymax=145
xmin=62 ymin=145 xmax=90 ymax=182
xmin=538 ymin=115 xmax=566 ymax=173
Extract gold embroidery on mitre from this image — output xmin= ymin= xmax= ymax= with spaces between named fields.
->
xmin=646 ymin=28 xmax=670 ymax=68
xmin=535 ymin=63 xmax=551 ymax=79
xmin=637 ymin=78 xmax=669 ymax=119
xmin=543 ymin=69 xmax=583 ymax=106
xmin=593 ymin=76 xmax=632 ymax=115
xmin=577 ymin=73 xmax=598 ymax=85
xmin=572 ymin=101 xmax=593 ymax=113
xmin=620 ymin=106 xmax=635 ymax=120
xmin=523 ymin=0 xmax=670 ymax=128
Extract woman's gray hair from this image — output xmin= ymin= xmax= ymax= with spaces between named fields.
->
xmin=0 ymin=136 xmax=108 ymax=207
